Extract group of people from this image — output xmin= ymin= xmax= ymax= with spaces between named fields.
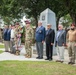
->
xmin=1 ymin=19 xmax=76 ymax=65
xmin=3 ymin=23 xmax=22 ymax=54
xmin=35 ymin=21 xmax=76 ymax=65
xmin=25 ymin=20 xmax=76 ymax=64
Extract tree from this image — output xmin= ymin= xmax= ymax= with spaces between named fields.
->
xmin=63 ymin=0 xmax=76 ymax=25
xmin=0 ymin=0 xmax=23 ymax=24
xmin=0 ymin=0 xmax=76 ymax=27
xmin=19 ymin=0 xmax=67 ymax=28
xmin=22 ymin=0 xmax=46 ymax=27
xmin=60 ymin=14 xmax=72 ymax=27
xmin=0 ymin=0 xmax=68 ymax=27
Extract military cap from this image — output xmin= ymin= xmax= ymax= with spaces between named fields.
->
xmin=71 ymin=23 xmax=75 ymax=26
xmin=24 ymin=19 xmax=31 ymax=24
xmin=11 ymin=24 xmax=15 ymax=26
xmin=15 ymin=22 xmax=19 ymax=25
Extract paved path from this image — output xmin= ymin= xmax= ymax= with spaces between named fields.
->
xmin=0 ymin=43 xmax=46 ymax=61
xmin=0 ymin=42 xmax=75 ymax=65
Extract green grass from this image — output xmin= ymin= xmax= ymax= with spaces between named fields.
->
xmin=0 ymin=50 xmax=4 ymax=54
xmin=0 ymin=44 xmax=4 ymax=53
xmin=0 ymin=61 xmax=76 ymax=75
xmin=0 ymin=44 xmax=4 ymax=48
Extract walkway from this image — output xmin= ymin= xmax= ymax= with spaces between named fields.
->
xmin=0 ymin=42 xmax=75 ymax=65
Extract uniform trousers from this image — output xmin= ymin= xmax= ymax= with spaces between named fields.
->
xmin=68 ymin=41 xmax=76 ymax=63
xmin=25 ymin=40 xmax=32 ymax=57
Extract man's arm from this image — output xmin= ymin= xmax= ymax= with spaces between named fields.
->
xmin=63 ymin=30 xmax=66 ymax=46
xmin=51 ymin=29 xmax=55 ymax=45
xmin=42 ymin=27 xmax=45 ymax=43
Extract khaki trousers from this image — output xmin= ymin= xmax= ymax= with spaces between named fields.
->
xmin=68 ymin=41 xmax=76 ymax=63
xmin=56 ymin=46 xmax=65 ymax=61
xmin=4 ymin=41 xmax=10 ymax=51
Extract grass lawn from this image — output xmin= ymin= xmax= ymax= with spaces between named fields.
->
xmin=0 ymin=44 xmax=4 ymax=48
xmin=0 ymin=50 xmax=4 ymax=54
xmin=0 ymin=44 xmax=4 ymax=53
xmin=0 ymin=61 xmax=76 ymax=75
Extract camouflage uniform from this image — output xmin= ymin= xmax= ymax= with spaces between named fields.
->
xmin=25 ymin=26 xmax=34 ymax=58
xmin=14 ymin=26 xmax=21 ymax=54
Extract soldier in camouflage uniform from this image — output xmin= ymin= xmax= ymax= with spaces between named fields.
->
xmin=24 ymin=20 xmax=34 ymax=58
xmin=14 ymin=22 xmax=21 ymax=55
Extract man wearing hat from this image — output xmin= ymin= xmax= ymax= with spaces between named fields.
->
xmin=45 ymin=24 xmax=55 ymax=61
xmin=24 ymin=19 xmax=34 ymax=58
xmin=67 ymin=23 xmax=76 ymax=64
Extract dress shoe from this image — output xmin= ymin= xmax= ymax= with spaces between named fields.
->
xmin=60 ymin=61 xmax=63 ymax=63
xmin=68 ymin=62 xmax=75 ymax=65
xmin=45 ymin=58 xmax=49 ymax=60
xmin=49 ymin=59 xmax=52 ymax=61
xmin=71 ymin=62 xmax=75 ymax=64
xmin=39 ymin=57 xmax=43 ymax=59
xmin=5 ymin=51 xmax=9 ymax=52
xmin=36 ymin=57 xmax=40 ymax=59
xmin=68 ymin=62 xmax=72 ymax=64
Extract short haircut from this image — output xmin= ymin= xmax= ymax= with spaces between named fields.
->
xmin=58 ymin=24 xmax=63 ymax=28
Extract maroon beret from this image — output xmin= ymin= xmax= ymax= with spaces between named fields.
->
xmin=15 ymin=22 xmax=19 ymax=25
xmin=71 ymin=23 xmax=75 ymax=26
xmin=25 ymin=20 xmax=30 ymax=24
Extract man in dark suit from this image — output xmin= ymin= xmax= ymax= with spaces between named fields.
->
xmin=55 ymin=24 xmax=66 ymax=63
xmin=45 ymin=24 xmax=55 ymax=61
xmin=35 ymin=21 xmax=45 ymax=59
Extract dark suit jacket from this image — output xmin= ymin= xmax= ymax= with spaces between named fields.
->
xmin=3 ymin=29 xmax=11 ymax=41
xmin=7 ymin=29 xmax=11 ymax=41
xmin=55 ymin=30 xmax=66 ymax=46
xmin=3 ymin=29 xmax=8 ymax=41
xmin=45 ymin=29 xmax=55 ymax=44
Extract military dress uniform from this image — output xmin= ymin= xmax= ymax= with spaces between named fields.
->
xmin=25 ymin=26 xmax=34 ymax=58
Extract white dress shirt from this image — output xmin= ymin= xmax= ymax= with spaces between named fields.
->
xmin=11 ymin=29 xmax=15 ymax=39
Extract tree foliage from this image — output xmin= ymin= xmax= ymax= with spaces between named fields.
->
xmin=0 ymin=0 xmax=23 ymax=24
xmin=0 ymin=0 xmax=76 ymax=26
xmin=63 ymin=0 xmax=76 ymax=24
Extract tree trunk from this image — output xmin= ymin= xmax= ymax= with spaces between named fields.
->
xmin=70 ymin=13 xmax=76 ymax=26
xmin=56 ymin=17 xmax=60 ymax=30
xmin=34 ymin=16 xmax=38 ymax=28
